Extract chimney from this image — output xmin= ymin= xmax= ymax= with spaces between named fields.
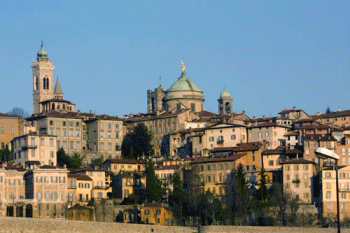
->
xmin=253 ymin=116 xmax=256 ymax=120
xmin=242 ymin=110 xmax=245 ymax=114
xmin=90 ymin=110 xmax=92 ymax=114
xmin=262 ymin=115 xmax=266 ymax=119
xmin=293 ymin=106 xmax=296 ymax=110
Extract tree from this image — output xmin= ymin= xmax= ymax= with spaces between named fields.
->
xmin=57 ymin=148 xmax=71 ymax=167
xmin=122 ymin=123 xmax=153 ymax=159
xmin=70 ymin=153 xmax=85 ymax=170
xmin=225 ymin=163 xmax=251 ymax=225
xmin=7 ymin=107 xmax=29 ymax=118
xmin=257 ymin=168 xmax=268 ymax=201
xmin=270 ymin=182 xmax=287 ymax=226
xmin=325 ymin=106 xmax=332 ymax=114
xmin=146 ymin=161 xmax=163 ymax=203
xmin=169 ymin=173 xmax=187 ymax=225
xmin=91 ymin=157 xmax=104 ymax=169
xmin=0 ymin=148 xmax=11 ymax=163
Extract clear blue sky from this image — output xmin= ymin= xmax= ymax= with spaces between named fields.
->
xmin=1 ymin=1 xmax=349 ymax=118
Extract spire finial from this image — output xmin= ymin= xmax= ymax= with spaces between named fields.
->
xmin=159 ymin=75 xmax=162 ymax=86
xmin=181 ymin=60 xmax=186 ymax=72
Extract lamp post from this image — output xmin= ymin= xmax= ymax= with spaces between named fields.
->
xmin=315 ymin=147 xmax=340 ymax=233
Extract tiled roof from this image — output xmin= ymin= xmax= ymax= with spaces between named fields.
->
xmin=104 ymin=159 xmax=147 ymax=164
xmin=155 ymin=165 xmax=180 ymax=170
xmin=314 ymin=110 xmax=350 ymax=119
xmin=280 ymin=158 xmax=316 ymax=164
xmin=191 ymin=154 xmax=244 ymax=164
xmin=279 ymin=109 xmax=303 ymax=114
xmin=27 ymin=111 xmax=123 ymax=121
xmin=68 ymin=174 xmax=93 ymax=181
xmin=40 ymin=99 xmax=74 ymax=104
xmin=197 ymin=111 xmax=218 ymax=118
xmin=299 ymin=125 xmax=331 ymax=130
xmin=304 ymin=134 xmax=336 ymax=141
xmin=248 ymin=122 xmax=289 ymax=129
xmin=211 ymin=142 xmax=263 ymax=153
xmin=262 ymin=146 xmax=285 ymax=155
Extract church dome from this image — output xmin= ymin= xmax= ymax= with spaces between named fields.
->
xmin=220 ymin=88 xmax=231 ymax=98
xmin=167 ymin=71 xmax=202 ymax=93
xmin=37 ymin=41 xmax=48 ymax=59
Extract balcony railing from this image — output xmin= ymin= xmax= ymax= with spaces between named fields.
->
xmin=217 ymin=140 xmax=224 ymax=145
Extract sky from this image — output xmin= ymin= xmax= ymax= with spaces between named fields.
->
xmin=0 ymin=0 xmax=349 ymax=118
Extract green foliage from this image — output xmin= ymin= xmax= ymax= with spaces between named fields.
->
xmin=122 ymin=123 xmax=153 ymax=159
xmin=57 ymin=148 xmax=71 ymax=167
xmin=145 ymin=161 xmax=163 ymax=202
xmin=91 ymin=157 xmax=104 ymax=169
xmin=257 ymin=168 xmax=268 ymax=201
xmin=195 ymin=191 xmax=224 ymax=226
xmin=325 ymin=106 xmax=332 ymax=114
xmin=169 ymin=173 xmax=187 ymax=225
xmin=70 ymin=153 xmax=85 ymax=170
xmin=0 ymin=148 xmax=11 ymax=163
xmin=56 ymin=149 xmax=84 ymax=170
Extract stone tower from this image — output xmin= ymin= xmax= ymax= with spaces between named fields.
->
xmin=147 ymin=86 xmax=165 ymax=113
xmin=32 ymin=41 xmax=55 ymax=115
xmin=218 ymin=88 xmax=233 ymax=115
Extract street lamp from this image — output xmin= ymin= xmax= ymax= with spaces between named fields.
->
xmin=315 ymin=147 xmax=340 ymax=233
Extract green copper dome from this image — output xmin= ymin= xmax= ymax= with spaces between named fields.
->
xmin=37 ymin=41 xmax=48 ymax=59
xmin=220 ymin=88 xmax=231 ymax=98
xmin=167 ymin=71 xmax=202 ymax=93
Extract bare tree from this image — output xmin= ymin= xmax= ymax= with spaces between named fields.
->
xmin=7 ymin=107 xmax=29 ymax=118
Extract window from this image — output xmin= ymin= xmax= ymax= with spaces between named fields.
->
xmin=1 ymin=126 xmax=4 ymax=134
xmin=156 ymin=209 xmax=161 ymax=215
xmin=145 ymin=209 xmax=150 ymax=215
xmin=68 ymin=193 xmax=74 ymax=202
xmin=62 ymin=121 xmax=66 ymax=127
xmin=258 ymin=132 xmax=262 ymax=138
xmin=326 ymin=204 xmax=332 ymax=210
xmin=294 ymin=165 xmax=299 ymax=171
xmin=97 ymin=181 xmax=103 ymax=187
xmin=191 ymin=103 xmax=195 ymax=111
xmin=70 ymin=129 xmax=74 ymax=137
xmin=340 ymin=172 xmax=346 ymax=178
xmin=341 ymin=193 xmax=346 ymax=199
xmin=52 ymin=192 xmax=57 ymax=200
xmin=37 ymin=192 xmax=42 ymax=200
xmin=71 ymin=180 xmax=76 ymax=188
xmin=51 ymin=177 xmax=57 ymax=183
xmin=76 ymin=130 xmax=80 ymax=137
xmin=231 ymin=135 xmax=236 ymax=140
xmin=303 ymin=165 xmax=308 ymax=170
xmin=326 ymin=191 xmax=331 ymax=199
xmin=41 ymin=139 xmax=44 ymax=146
xmin=10 ymin=127 xmax=14 ymax=134
xmin=60 ymin=177 xmax=65 ymax=183
xmin=115 ymin=124 xmax=120 ymax=129
xmin=45 ymin=192 xmax=50 ymax=200
xmin=63 ymin=129 xmax=67 ymax=137
xmin=100 ymin=132 xmax=104 ymax=138
xmin=70 ymin=141 xmax=74 ymax=150
xmin=269 ymin=160 xmax=274 ymax=166
xmin=285 ymin=165 xmax=290 ymax=171
xmin=76 ymin=122 xmax=80 ymax=127
xmin=209 ymin=136 xmax=214 ymax=142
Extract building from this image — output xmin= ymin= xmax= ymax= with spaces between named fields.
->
xmin=277 ymin=107 xmax=310 ymax=127
xmin=303 ymin=134 xmax=337 ymax=163
xmin=247 ymin=122 xmax=290 ymax=149
xmin=0 ymin=113 xmax=24 ymax=149
xmin=24 ymin=165 xmax=69 ymax=218
xmin=112 ymin=171 xmax=146 ymax=200
xmin=140 ymin=204 xmax=174 ymax=226
xmin=281 ymin=159 xmax=316 ymax=203
xmin=218 ymin=88 xmax=233 ymax=115
xmin=319 ymin=166 xmax=350 ymax=221
xmin=70 ymin=168 xmax=112 ymax=199
xmin=103 ymin=158 xmax=146 ymax=174
xmin=191 ymin=155 xmax=246 ymax=196
xmin=32 ymin=42 xmax=76 ymax=115
xmin=67 ymin=205 xmax=93 ymax=221
xmin=12 ymin=132 xmax=57 ymax=167
xmin=67 ymin=173 xmax=93 ymax=206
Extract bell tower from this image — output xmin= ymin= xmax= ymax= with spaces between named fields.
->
xmin=218 ymin=88 xmax=233 ymax=115
xmin=32 ymin=41 xmax=55 ymax=115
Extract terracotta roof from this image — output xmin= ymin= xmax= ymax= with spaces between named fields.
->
xmin=284 ymin=131 xmax=298 ymax=136
xmin=125 ymin=110 xmax=188 ymax=121
xmin=104 ymin=159 xmax=147 ymax=164
xmin=68 ymin=174 xmax=92 ymax=181
xmin=279 ymin=109 xmax=303 ymax=114
xmin=197 ymin=111 xmax=218 ymax=118
xmin=118 ymin=171 xmax=145 ymax=178
xmin=248 ymin=122 xmax=289 ymax=129
xmin=191 ymin=154 xmax=244 ymax=164
xmin=280 ymin=158 xmax=316 ymax=164
xmin=304 ymin=134 xmax=336 ymax=141
xmin=27 ymin=111 xmax=123 ymax=121
xmin=0 ymin=113 xmax=22 ymax=118
xmin=314 ymin=110 xmax=350 ymax=119
xmin=262 ymin=146 xmax=285 ymax=155
xmin=299 ymin=125 xmax=331 ymax=130
xmin=294 ymin=118 xmax=316 ymax=123
xmin=211 ymin=142 xmax=262 ymax=153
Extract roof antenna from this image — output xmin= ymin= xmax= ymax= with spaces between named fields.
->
xmin=159 ymin=75 xmax=161 ymax=86
xmin=338 ymin=103 xmax=341 ymax=112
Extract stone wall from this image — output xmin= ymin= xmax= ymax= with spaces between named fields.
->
xmin=198 ymin=226 xmax=350 ymax=233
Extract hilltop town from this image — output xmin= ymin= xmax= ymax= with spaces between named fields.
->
xmin=0 ymin=42 xmax=349 ymax=227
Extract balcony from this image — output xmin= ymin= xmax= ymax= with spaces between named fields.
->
xmin=217 ymin=140 xmax=224 ymax=145
xmin=21 ymin=145 xmax=37 ymax=150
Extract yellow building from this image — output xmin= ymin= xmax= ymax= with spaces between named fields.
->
xmin=191 ymin=155 xmax=245 ymax=196
xmin=113 ymin=171 xmax=146 ymax=200
xmin=0 ymin=113 xmax=23 ymax=149
xmin=70 ymin=168 xmax=112 ymax=199
xmin=140 ymin=204 xmax=174 ymax=226
xmin=68 ymin=205 xmax=93 ymax=221
xmin=281 ymin=159 xmax=316 ymax=203
xmin=320 ymin=166 xmax=350 ymax=221
xmin=103 ymin=159 xmax=146 ymax=174
xmin=67 ymin=173 xmax=93 ymax=206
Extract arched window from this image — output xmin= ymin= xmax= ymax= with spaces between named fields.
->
xmin=225 ymin=102 xmax=231 ymax=114
xmin=43 ymin=78 xmax=46 ymax=89
xmin=63 ymin=104 xmax=66 ymax=110
xmin=46 ymin=78 xmax=49 ymax=90
xmin=52 ymin=103 xmax=55 ymax=110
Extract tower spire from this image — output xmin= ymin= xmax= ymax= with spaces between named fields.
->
xmin=54 ymin=77 xmax=63 ymax=95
